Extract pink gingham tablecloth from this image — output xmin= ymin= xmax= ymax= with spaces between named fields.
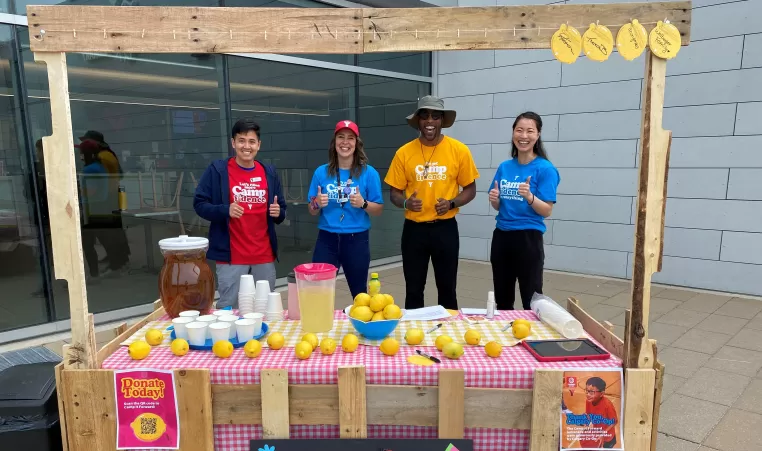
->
xmin=103 ymin=310 xmax=622 ymax=451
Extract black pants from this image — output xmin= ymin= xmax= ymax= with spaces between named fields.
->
xmin=401 ymin=218 xmax=459 ymax=310
xmin=490 ymin=228 xmax=544 ymax=310
xmin=312 ymin=229 xmax=371 ymax=299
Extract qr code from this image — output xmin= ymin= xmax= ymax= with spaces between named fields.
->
xmin=140 ymin=416 xmax=157 ymax=435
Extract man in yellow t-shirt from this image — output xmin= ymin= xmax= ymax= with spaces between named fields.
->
xmin=384 ymin=96 xmax=480 ymax=310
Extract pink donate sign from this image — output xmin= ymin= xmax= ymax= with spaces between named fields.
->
xmin=114 ymin=369 xmax=180 ymax=449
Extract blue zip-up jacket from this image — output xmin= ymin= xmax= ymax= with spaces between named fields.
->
xmin=193 ymin=158 xmax=287 ymax=263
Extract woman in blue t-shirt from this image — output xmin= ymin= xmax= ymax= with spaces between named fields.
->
xmin=307 ymin=120 xmax=384 ymax=298
xmin=488 ymin=112 xmax=561 ymax=310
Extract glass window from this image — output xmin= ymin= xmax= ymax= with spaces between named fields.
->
xmin=358 ymin=52 xmax=431 ymax=77
xmin=12 ymin=0 xmax=219 ymax=15
xmin=1 ymin=1 xmax=9 ymax=13
xmin=19 ymin=29 xmax=227 ymax=321
xmin=0 ymin=24 xmax=51 ymax=333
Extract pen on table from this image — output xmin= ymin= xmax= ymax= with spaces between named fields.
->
xmin=426 ymin=323 xmax=443 ymax=333
xmin=501 ymin=321 xmax=514 ymax=332
xmin=416 ymin=349 xmax=441 ymax=363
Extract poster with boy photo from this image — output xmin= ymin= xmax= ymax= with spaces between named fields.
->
xmin=560 ymin=368 xmax=624 ymax=450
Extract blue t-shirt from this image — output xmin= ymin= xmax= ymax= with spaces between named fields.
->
xmin=490 ymin=157 xmax=560 ymax=233
xmin=307 ymin=164 xmax=384 ymax=234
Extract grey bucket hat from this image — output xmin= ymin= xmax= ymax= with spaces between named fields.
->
xmin=406 ymin=95 xmax=457 ymax=129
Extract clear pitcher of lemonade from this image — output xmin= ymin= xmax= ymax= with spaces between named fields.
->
xmin=294 ymin=263 xmax=338 ymax=333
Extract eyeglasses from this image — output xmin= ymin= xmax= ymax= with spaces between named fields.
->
xmin=585 ymin=389 xmax=602 ymax=394
xmin=418 ymin=110 xmax=443 ymax=120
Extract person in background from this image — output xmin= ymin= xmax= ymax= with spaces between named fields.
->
xmin=384 ymin=96 xmax=479 ymax=311
xmin=307 ymin=120 xmax=384 ymax=298
xmin=193 ymin=118 xmax=287 ymax=309
xmin=78 ymin=140 xmax=116 ymax=279
xmin=488 ymin=112 xmax=560 ymax=310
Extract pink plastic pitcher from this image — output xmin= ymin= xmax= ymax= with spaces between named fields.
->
xmin=294 ymin=263 xmax=338 ymax=332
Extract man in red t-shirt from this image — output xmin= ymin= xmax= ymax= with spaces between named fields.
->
xmin=194 ymin=119 xmax=287 ymax=308
xmin=579 ymin=377 xmax=619 ymax=449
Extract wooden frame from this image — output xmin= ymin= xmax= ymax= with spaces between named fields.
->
xmin=28 ymin=2 xmax=688 ymax=451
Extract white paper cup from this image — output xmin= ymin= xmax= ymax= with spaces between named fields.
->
xmin=255 ymin=280 xmax=270 ymax=300
xmin=209 ymin=322 xmax=231 ymax=344
xmin=239 ymin=274 xmax=255 ymax=294
xmin=179 ymin=310 xmax=201 ymax=319
xmin=186 ymin=322 xmax=208 ymax=347
xmin=218 ymin=315 xmax=239 ymax=339
xmin=242 ymin=312 xmax=264 ymax=335
xmin=197 ymin=315 xmax=217 ymax=338
xmin=212 ymin=310 xmax=230 ymax=318
xmin=171 ymin=317 xmax=194 ymax=340
xmin=234 ymin=319 xmax=258 ymax=342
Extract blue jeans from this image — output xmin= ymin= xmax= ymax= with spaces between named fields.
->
xmin=312 ymin=229 xmax=370 ymax=299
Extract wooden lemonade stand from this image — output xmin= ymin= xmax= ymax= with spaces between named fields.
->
xmin=27 ymin=2 xmax=691 ymax=450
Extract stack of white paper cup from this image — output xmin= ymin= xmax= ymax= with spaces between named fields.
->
xmin=186 ymin=322 xmax=208 ymax=347
xmin=266 ymin=292 xmax=284 ymax=322
xmin=254 ymin=280 xmax=270 ymax=315
xmin=238 ymin=275 xmax=256 ymax=315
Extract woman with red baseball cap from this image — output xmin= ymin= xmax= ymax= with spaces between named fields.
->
xmin=307 ymin=120 xmax=384 ymax=298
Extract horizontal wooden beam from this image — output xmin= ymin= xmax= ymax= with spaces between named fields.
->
xmin=27 ymin=3 xmax=691 ymax=54
xmin=211 ymin=383 xmax=532 ymax=429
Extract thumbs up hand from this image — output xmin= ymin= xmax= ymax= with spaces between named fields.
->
xmin=489 ymin=181 xmax=500 ymax=204
xmin=349 ymin=190 xmax=365 ymax=209
xmin=405 ymin=190 xmax=423 ymax=212
xmin=269 ymin=195 xmax=281 ymax=217
xmin=518 ymin=176 xmax=532 ymax=200
xmin=317 ymin=185 xmax=329 ymax=208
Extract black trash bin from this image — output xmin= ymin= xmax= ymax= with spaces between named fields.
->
xmin=0 ymin=361 xmax=63 ymax=451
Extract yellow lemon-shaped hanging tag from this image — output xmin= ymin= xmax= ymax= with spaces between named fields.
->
xmin=551 ymin=23 xmax=582 ymax=64
xmin=616 ymin=19 xmax=648 ymax=61
xmin=649 ymin=20 xmax=681 ymax=60
xmin=582 ymin=23 xmax=614 ymax=62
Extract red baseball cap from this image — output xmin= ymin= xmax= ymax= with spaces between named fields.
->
xmin=334 ymin=120 xmax=359 ymax=137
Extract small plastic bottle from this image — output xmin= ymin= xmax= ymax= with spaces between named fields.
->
xmin=486 ymin=291 xmax=496 ymax=319
xmin=368 ymin=272 xmax=381 ymax=296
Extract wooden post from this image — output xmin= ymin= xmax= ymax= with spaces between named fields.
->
xmin=627 ymin=50 xmax=672 ymax=369
xmin=623 ymin=369 xmax=657 ymax=451
xmin=438 ymin=369 xmax=465 ymax=439
xmin=261 ymin=369 xmax=290 ymax=439
xmin=529 ymin=369 xmax=564 ymax=451
xmin=338 ymin=366 xmax=367 ymax=438
xmin=34 ymin=52 xmax=96 ymax=370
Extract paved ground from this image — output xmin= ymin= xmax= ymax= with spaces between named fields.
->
xmin=9 ymin=259 xmax=762 ymax=451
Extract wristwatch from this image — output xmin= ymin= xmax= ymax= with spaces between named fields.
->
xmin=362 ymin=199 xmax=369 ymax=210
xmin=449 ymin=200 xmax=456 ymax=210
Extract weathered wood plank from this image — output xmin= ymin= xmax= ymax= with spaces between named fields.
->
xmin=261 ymin=369 xmax=290 ymax=439
xmin=438 ymin=369 xmax=465 ymax=439
xmin=27 ymin=3 xmax=690 ymax=53
xmin=628 ymin=50 xmax=670 ymax=369
xmin=97 ymin=304 xmax=166 ymax=366
xmin=338 ymin=366 xmax=367 ymax=438
xmin=529 ymin=369 xmax=564 ymax=451
xmin=624 ymin=369 xmax=656 ymax=451
xmin=568 ymin=298 xmax=625 ymax=360
xmin=27 ymin=6 xmax=363 ymax=54
xmin=175 ymin=370 xmax=214 ymax=451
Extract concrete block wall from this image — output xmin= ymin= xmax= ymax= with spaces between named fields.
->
xmin=438 ymin=0 xmax=762 ymax=296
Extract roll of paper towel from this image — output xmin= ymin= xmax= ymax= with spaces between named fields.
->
xmin=530 ymin=293 xmax=583 ymax=339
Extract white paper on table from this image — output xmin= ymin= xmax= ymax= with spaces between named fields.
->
xmin=460 ymin=308 xmax=487 ymax=315
xmin=401 ymin=305 xmax=452 ymax=321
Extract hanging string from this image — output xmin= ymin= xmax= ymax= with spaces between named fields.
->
xmin=32 ymin=21 xmax=663 ymax=41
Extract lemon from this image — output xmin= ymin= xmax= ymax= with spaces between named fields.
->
xmin=513 ymin=319 xmax=531 ymax=329
xmin=170 ymin=338 xmax=189 ymax=356
xmin=435 ymin=335 xmax=453 ymax=351
xmin=371 ymin=311 xmax=385 ymax=322
xmin=383 ymin=304 xmax=402 ymax=320
xmin=443 ymin=342 xmax=464 ymax=360
xmin=267 ymin=332 xmax=285 ymax=350
xmin=405 ymin=328 xmax=424 ymax=345
xmin=369 ymin=294 xmax=387 ymax=313
xmin=244 ymin=340 xmax=262 ymax=358
xmin=350 ymin=305 xmax=373 ymax=322
xmin=485 ymin=341 xmax=502 ymax=358
xmin=353 ymin=293 xmax=371 ymax=307
xmin=513 ymin=323 xmax=531 ymax=340
xmin=144 ymin=328 xmax=164 ymax=346
xmin=213 ymin=340 xmax=234 ymax=358
xmin=379 ymin=337 xmax=400 ymax=356
xmin=295 ymin=341 xmax=313 ymax=360
xmin=302 ymin=333 xmax=319 ymax=350
xmin=320 ymin=338 xmax=337 ymax=355
xmin=342 ymin=334 xmax=359 ymax=353
xmin=384 ymin=294 xmax=395 ymax=307
xmin=464 ymin=329 xmax=481 ymax=346
xmin=128 ymin=340 xmax=151 ymax=360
